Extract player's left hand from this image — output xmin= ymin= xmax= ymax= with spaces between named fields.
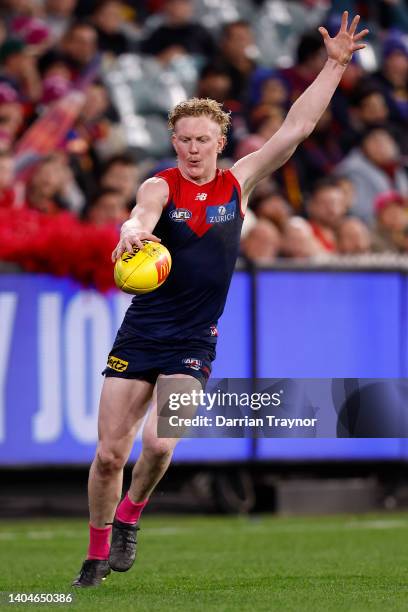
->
xmin=318 ymin=11 xmax=369 ymax=66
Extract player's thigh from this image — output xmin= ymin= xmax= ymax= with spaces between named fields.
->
xmin=98 ymin=376 xmax=154 ymax=449
xmin=142 ymin=373 xmax=202 ymax=454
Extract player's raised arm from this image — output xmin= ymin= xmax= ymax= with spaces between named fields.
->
xmin=112 ymin=176 xmax=169 ymax=261
xmin=232 ymin=11 xmax=369 ymax=197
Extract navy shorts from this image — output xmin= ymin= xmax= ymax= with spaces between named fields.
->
xmin=102 ymin=331 xmax=216 ymax=387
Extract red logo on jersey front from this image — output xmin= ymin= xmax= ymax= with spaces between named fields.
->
xmin=155 ymin=256 xmax=171 ymax=283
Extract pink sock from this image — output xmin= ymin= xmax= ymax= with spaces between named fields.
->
xmin=87 ymin=523 xmax=112 ymax=560
xmin=115 ymin=493 xmax=148 ymax=524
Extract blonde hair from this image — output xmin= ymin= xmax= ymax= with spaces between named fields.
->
xmin=168 ymin=98 xmax=231 ymax=136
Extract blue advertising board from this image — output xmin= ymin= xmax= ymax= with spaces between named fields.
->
xmin=256 ymin=270 xmax=406 ymax=460
xmin=257 ymin=271 xmax=402 ymax=378
xmin=0 ymin=270 xmax=407 ymax=464
xmin=0 ymin=273 xmax=250 ymax=465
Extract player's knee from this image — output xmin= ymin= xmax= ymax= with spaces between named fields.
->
xmin=95 ymin=445 xmax=127 ymax=475
xmin=143 ymin=438 xmax=174 ymax=463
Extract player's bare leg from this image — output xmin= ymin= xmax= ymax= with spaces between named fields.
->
xmin=109 ymin=374 xmax=202 ymax=572
xmin=130 ymin=374 xmax=201 ymax=500
xmin=72 ymin=377 xmax=153 ymax=587
xmin=89 ymin=377 xmax=154 ymax=526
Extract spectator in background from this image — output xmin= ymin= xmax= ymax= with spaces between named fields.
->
xmin=335 ymin=174 xmax=354 ymax=214
xmin=38 ymin=51 xmax=72 ymax=82
xmin=25 ymin=155 xmax=70 ymax=214
xmin=99 ymin=153 xmax=139 ymax=210
xmin=279 ymin=31 xmax=326 ymax=103
xmin=0 ymin=38 xmax=42 ymax=101
xmin=90 ymin=0 xmax=130 ymax=56
xmin=248 ymin=104 xmax=285 ymax=142
xmin=66 ymin=80 xmax=123 ymax=205
xmin=217 ymin=21 xmax=258 ymax=105
xmin=370 ymin=34 xmax=408 ymax=124
xmin=258 ymin=74 xmax=288 ymax=108
xmin=337 ymin=216 xmax=372 ymax=255
xmin=196 ymin=64 xmax=232 ymax=104
xmin=342 ymin=85 xmax=389 ymax=152
xmin=38 ymin=22 xmax=98 ymax=89
xmin=341 ymin=84 xmax=407 ymax=154
xmin=0 ymin=150 xmax=18 ymax=207
xmin=141 ymin=0 xmax=215 ymax=63
xmin=240 ymin=218 xmax=281 ymax=264
xmin=372 ymin=190 xmax=408 ymax=252
xmin=280 ymin=216 xmax=325 ymax=259
xmin=234 ymin=105 xmax=284 ymax=167
xmin=59 ymin=21 xmax=99 ymax=78
xmin=306 ymin=178 xmax=348 ymax=252
xmin=250 ymin=189 xmax=292 ymax=232
xmin=84 ymin=186 xmax=129 ymax=226
xmin=81 ymin=78 xmax=116 ymax=122
xmin=293 ymin=106 xmax=343 ymax=193
xmin=0 ymin=82 xmax=24 ymax=148
xmin=248 ymin=69 xmax=288 ymax=110
xmin=42 ymin=0 xmax=78 ymax=44
xmin=336 ymin=126 xmax=408 ymax=225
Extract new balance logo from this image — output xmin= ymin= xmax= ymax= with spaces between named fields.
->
xmin=195 ymin=193 xmax=207 ymax=201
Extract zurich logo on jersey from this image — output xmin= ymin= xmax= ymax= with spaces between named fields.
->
xmin=170 ymin=208 xmax=192 ymax=222
xmin=206 ymin=200 xmax=236 ymax=224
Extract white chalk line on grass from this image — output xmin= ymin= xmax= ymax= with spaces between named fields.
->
xmin=0 ymin=519 xmax=407 ymax=541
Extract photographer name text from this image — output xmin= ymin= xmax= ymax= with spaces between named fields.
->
xmin=167 ymin=415 xmax=317 ymax=429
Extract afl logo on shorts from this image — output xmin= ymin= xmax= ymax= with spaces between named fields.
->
xmin=182 ymin=358 xmax=203 ymax=371
xmin=170 ymin=208 xmax=192 ymax=222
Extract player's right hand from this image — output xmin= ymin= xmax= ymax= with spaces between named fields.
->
xmin=111 ymin=226 xmax=161 ymax=262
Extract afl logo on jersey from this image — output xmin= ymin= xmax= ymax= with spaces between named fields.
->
xmin=170 ymin=208 xmax=192 ymax=222
xmin=206 ymin=200 xmax=236 ymax=224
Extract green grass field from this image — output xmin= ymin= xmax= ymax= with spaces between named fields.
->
xmin=0 ymin=513 xmax=407 ymax=611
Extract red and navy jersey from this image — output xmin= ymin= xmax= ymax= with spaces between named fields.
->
xmin=119 ymin=167 xmax=244 ymax=344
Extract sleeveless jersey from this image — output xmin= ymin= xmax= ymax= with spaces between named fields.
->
xmin=119 ymin=167 xmax=244 ymax=344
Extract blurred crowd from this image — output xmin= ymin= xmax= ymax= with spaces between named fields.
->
xmin=1 ymin=0 xmax=408 ymax=272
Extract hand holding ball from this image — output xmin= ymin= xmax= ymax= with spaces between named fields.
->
xmin=114 ymin=241 xmax=172 ymax=294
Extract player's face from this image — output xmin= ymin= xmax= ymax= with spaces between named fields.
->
xmin=172 ymin=116 xmax=225 ymax=184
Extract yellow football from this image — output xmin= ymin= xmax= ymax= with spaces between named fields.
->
xmin=114 ymin=241 xmax=172 ymax=294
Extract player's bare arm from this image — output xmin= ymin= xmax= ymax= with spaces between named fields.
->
xmin=112 ymin=177 xmax=169 ymax=261
xmin=231 ymin=11 xmax=369 ymax=200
